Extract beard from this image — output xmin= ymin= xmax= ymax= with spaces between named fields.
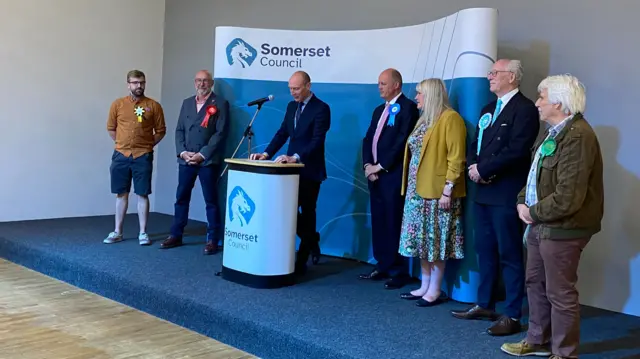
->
xmin=197 ymin=88 xmax=211 ymax=96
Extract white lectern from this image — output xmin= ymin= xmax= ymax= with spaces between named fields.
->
xmin=221 ymin=158 xmax=304 ymax=289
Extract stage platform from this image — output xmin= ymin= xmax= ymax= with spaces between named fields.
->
xmin=1 ymin=213 xmax=639 ymax=359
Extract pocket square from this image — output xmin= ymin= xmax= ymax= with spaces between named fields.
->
xmin=501 ymin=123 xmax=508 ymax=127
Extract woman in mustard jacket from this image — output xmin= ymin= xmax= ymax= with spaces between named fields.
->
xmin=398 ymin=78 xmax=466 ymax=307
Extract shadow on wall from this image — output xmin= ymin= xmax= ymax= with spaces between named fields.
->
xmin=497 ymin=40 xmax=550 ymax=100
xmin=579 ymin=126 xmax=640 ymax=316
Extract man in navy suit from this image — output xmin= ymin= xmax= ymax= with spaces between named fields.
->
xmin=451 ymin=59 xmax=540 ymax=336
xmin=249 ymin=71 xmax=331 ymax=274
xmin=160 ymin=70 xmax=229 ymax=255
xmin=360 ymin=68 xmax=419 ymax=289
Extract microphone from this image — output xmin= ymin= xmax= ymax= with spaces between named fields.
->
xmin=247 ymin=94 xmax=274 ymax=107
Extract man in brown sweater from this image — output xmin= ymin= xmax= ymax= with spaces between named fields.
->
xmin=501 ymin=74 xmax=604 ymax=359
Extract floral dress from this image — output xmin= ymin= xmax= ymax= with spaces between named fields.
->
xmin=398 ymin=122 xmax=464 ymax=262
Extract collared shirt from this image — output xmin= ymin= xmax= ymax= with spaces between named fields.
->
xmin=495 ymin=88 xmax=519 ymax=117
xmin=378 ymin=92 xmax=402 ymax=130
xmin=107 ymin=95 xmax=167 ymax=158
xmin=524 ymin=115 xmax=574 ymax=206
xmin=388 ymin=92 xmax=402 ymax=105
xmin=373 ymin=92 xmax=403 ymax=169
xmin=195 ymin=91 xmax=212 ymax=112
xmin=378 ymin=92 xmax=402 ymax=124
xmin=297 ymin=92 xmax=313 ymax=115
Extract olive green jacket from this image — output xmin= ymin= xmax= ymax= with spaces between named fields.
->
xmin=517 ymin=113 xmax=604 ymax=239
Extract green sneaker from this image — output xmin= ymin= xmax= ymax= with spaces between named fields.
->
xmin=501 ymin=340 xmax=552 ymax=357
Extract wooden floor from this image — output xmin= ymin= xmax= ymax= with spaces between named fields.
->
xmin=0 ymin=259 xmax=257 ymax=359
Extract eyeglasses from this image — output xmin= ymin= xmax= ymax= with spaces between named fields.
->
xmin=487 ymin=70 xmax=512 ymax=77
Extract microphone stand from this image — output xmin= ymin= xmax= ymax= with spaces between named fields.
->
xmin=219 ymin=102 xmax=264 ymax=178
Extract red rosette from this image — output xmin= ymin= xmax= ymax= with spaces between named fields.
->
xmin=201 ymin=105 xmax=218 ymax=128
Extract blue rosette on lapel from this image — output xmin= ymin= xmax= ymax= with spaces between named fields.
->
xmin=387 ymin=103 xmax=400 ymax=126
xmin=476 ymin=112 xmax=492 ymax=155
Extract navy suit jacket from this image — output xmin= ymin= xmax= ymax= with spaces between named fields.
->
xmin=467 ymin=91 xmax=540 ymax=206
xmin=264 ymin=94 xmax=331 ymax=182
xmin=175 ymin=93 xmax=230 ymax=167
xmin=362 ymin=94 xmax=419 ymax=177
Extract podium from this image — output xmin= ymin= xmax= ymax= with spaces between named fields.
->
xmin=221 ymin=158 xmax=304 ymax=289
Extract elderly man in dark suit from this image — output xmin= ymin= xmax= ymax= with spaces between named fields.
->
xmin=451 ymin=59 xmax=540 ymax=336
xmin=360 ymin=68 xmax=419 ymax=289
xmin=249 ymin=70 xmax=331 ymax=274
xmin=160 ymin=70 xmax=229 ymax=255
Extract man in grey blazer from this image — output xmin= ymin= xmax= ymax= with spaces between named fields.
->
xmin=160 ymin=70 xmax=230 ymax=255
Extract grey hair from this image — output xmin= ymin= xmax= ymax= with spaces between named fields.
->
xmin=537 ymin=74 xmax=586 ymax=115
xmin=505 ymin=60 xmax=523 ymax=83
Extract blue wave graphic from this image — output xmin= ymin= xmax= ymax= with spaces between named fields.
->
xmin=216 ymin=77 xmax=494 ymax=302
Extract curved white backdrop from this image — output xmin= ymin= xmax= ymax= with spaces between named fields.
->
xmin=214 ymin=7 xmax=497 ymax=303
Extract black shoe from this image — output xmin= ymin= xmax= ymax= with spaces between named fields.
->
xmin=294 ymin=262 xmax=307 ymax=275
xmin=359 ymin=269 xmax=388 ymax=281
xmin=384 ymin=276 xmax=409 ymax=289
xmin=416 ymin=295 xmax=447 ymax=307
xmin=400 ymin=292 xmax=422 ymax=300
xmin=311 ymin=232 xmax=321 ymax=265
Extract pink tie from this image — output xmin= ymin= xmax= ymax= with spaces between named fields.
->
xmin=372 ymin=104 xmax=389 ymax=163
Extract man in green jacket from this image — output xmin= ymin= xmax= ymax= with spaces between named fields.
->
xmin=501 ymin=74 xmax=604 ymax=359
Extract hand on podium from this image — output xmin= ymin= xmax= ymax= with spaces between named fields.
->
xmin=274 ymin=155 xmax=298 ymax=164
xmin=249 ymin=152 xmax=268 ymax=160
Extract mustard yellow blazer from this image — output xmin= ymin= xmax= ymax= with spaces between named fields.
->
xmin=401 ymin=108 xmax=467 ymax=199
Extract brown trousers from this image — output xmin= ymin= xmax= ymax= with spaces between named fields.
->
xmin=525 ymin=225 xmax=590 ymax=359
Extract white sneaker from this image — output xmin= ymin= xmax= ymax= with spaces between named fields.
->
xmin=138 ymin=232 xmax=151 ymax=246
xmin=103 ymin=232 xmax=123 ymax=244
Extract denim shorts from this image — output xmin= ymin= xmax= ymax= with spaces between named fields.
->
xmin=109 ymin=150 xmax=153 ymax=196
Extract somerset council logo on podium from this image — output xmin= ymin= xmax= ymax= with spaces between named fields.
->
xmin=228 ymin=186 xmax=255 ymax=227
xmin=225 ymin=186 xmax=258 ymax=252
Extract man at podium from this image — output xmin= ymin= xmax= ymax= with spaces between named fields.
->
xmin=249 ymin=71 xmax=331 ymax=274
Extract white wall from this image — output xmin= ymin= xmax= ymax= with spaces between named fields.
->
xmin=0 ymin=0 xmax=166 ymax=222
xmin=159 ymin=0 xmax=640 ymax=317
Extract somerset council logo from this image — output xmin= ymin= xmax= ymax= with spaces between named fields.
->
xmin=226 ymin=38 xmax=257 ymax=68
xmin=228 ymin=186 xmax=256 ymax=227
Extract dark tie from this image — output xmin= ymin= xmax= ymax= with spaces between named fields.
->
xmin=294 ymin=102 xmax=302 ymax=128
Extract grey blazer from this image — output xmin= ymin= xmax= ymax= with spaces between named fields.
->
xmin=175 ymin=93 xmax=230 ymax=167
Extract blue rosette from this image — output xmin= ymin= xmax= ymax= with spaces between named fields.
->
xmin=476 ymin=113 xmax=492 ymax=155
xmin=387 ymin=103 xmax=400 ymax=126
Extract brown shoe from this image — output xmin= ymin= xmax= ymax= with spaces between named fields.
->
xmin=501 ymin=340 xmax=551 ymax=356
xmin=487 ymin=315 xmax=522 ymax=336
xmin=204 ymin=241 xmax=219 ymax=255
xmin=451 ymin=305 xmax=499 ymax=320
xmin=160 ymin=235 xmax=182 ymax=249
